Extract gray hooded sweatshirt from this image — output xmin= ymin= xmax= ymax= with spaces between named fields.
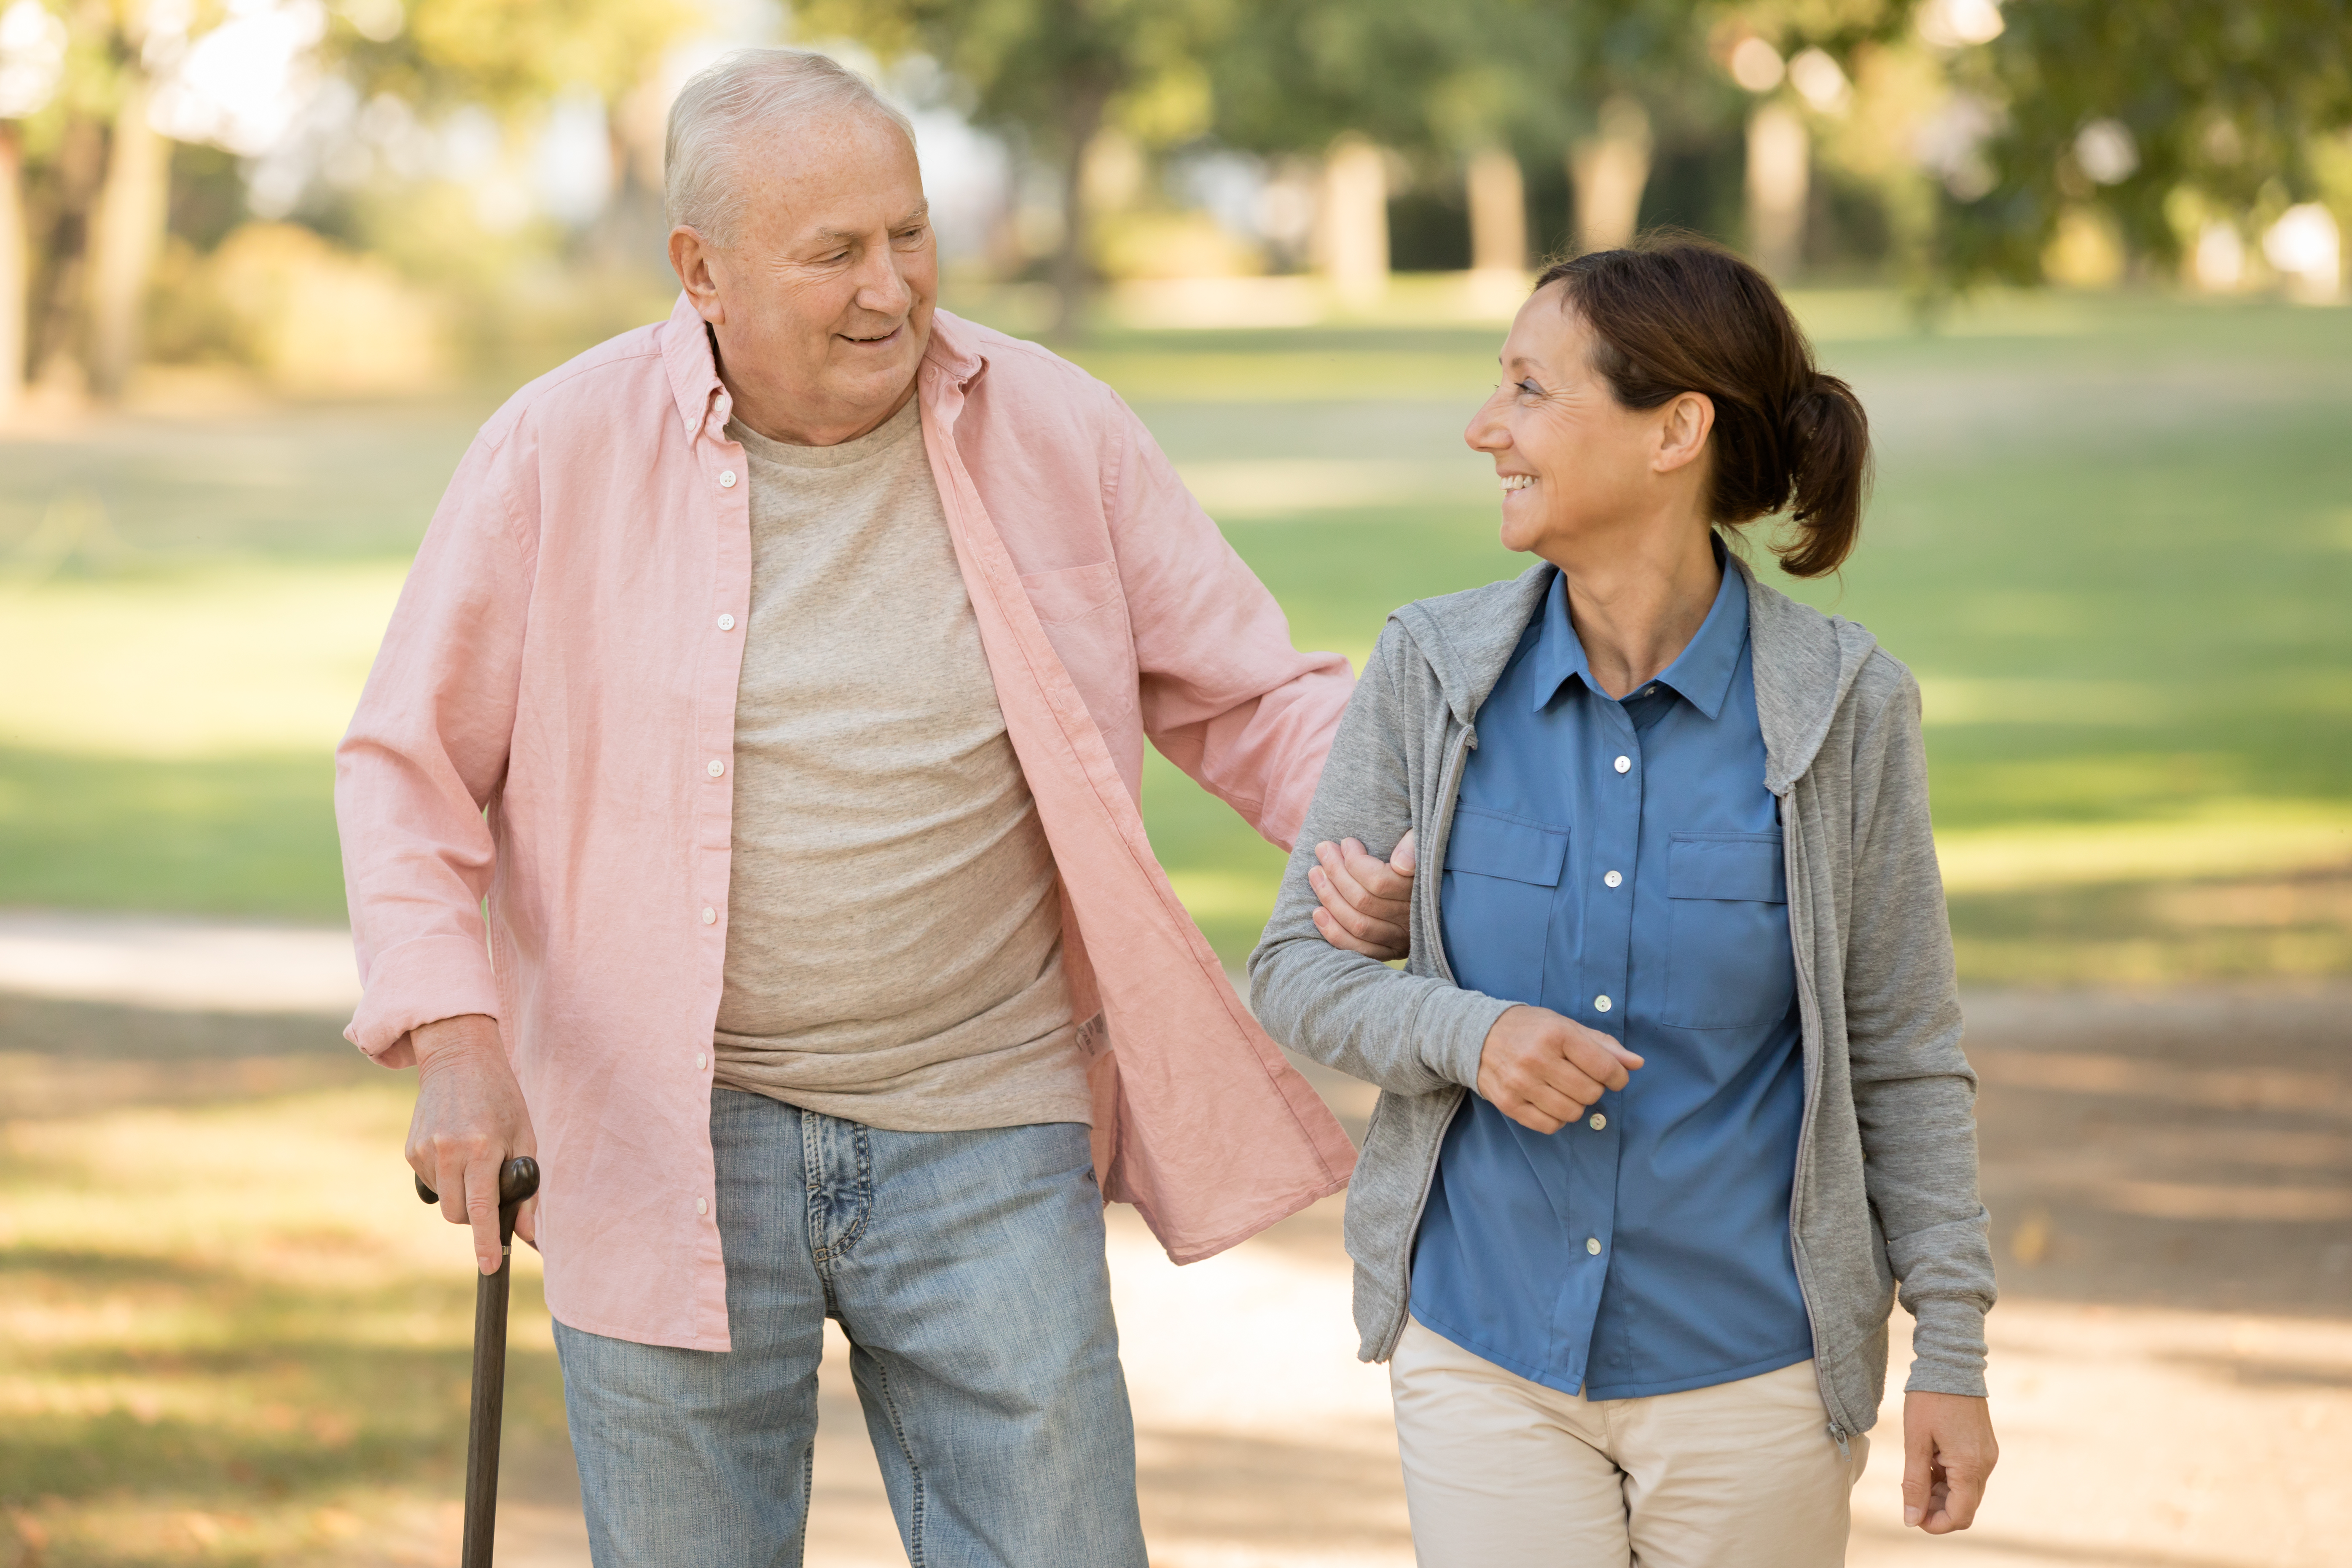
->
xmin=1249 ymin=556 xmax=1995 ymax=1444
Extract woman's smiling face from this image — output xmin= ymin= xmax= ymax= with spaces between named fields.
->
xmin=1465 ymin=280 xmax=1692 ymax=560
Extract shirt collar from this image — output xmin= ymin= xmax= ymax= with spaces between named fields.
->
xmin=1528 ymin=538 xmax=1750 ymax=720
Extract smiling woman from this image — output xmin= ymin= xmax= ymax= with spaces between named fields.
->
xmin=1254 ymin=234 xmax=1998 ymax=1565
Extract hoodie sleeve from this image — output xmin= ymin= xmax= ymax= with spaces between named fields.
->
xmin=1248 ymin=621 xmax=1516 ymax=1095
xmin=1843 ymin=655 xmax=1997 ymax=1397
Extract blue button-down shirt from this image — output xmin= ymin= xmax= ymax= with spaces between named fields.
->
xmin=1409 ymin=554 xmax=1813 ymax=1400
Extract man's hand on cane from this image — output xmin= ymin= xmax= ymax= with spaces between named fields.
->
xmin=407 ymin=1013 xmax=540 ymax=1275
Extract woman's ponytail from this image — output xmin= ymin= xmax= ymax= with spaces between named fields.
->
xmin=1533 ymin=233 xmax=1874 ymax=578
xmin=1777 ymin=372 xmax=1871 ymax=578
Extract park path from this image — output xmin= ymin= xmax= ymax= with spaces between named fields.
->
xmin=3 ymin=913 xmax=2347 ymax=1567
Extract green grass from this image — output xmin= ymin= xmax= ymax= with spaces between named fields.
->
xmin=3 ymin=290 xmax=2348 ymax=977
xmin=0 ymin=1072 xmax=575 ymax=1563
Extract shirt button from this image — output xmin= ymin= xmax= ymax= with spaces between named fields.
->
xmin=706 ymin=759 xmax=725 ymax=777
xmin=1614 ymin=755 xmax=1632 ymax=774
xmin=700 ymin=906 xmax=717 ymax=925
xmin=696 ymin=1197 xmax=709 ymax=1216
xmin=717 ymin=614 xmax=735 ymax=631
xmin=718 ymin=469 xmax=738 ymax=489
xmin=1594 ymin=994 xmax=1612 ymax=1012
xmin=695 ymin=1051 xmax=708 ymax=1070
xmin=1589 ymin=1112 xmax=1606 ymax=1130
xmin=1603 ymin=870 xmax=1622 ymax=888
xmin=1586 ymin=1237 xmax=1603 ymax=1256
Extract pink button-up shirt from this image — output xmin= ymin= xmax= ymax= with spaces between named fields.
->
xmin=337 ymin=298 xmax=1360 ymax=1349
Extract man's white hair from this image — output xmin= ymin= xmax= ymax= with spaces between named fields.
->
xmin=665 ymin=48 xmax=917 ymax=249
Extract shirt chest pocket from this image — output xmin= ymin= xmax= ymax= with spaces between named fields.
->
xmin=1663 ymin=833 xmax=1796 ymax=1030
xmin=1439 ymin=808 xmax=1568 ymax=1006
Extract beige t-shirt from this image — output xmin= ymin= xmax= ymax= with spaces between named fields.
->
xmin=711 ymin=396 xmax=1089 ymax=1130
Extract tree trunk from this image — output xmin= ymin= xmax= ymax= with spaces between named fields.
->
xmin=29 ymin=110 xmax=106 ymax=395
xmin=1568 ymin=95 xmax=1652 ymax=254
xmin=89 ymin=68 xmax=170 ymax=400
xmin=1745 ymin=100 xmax=1810 ymax=279
xmin=0 ymin=124 xmax=25 ymax=422
xmin=1317 ymin=134 xmax=1388 ymax=306
xmin=1467 ymin=146 xmax=1527 ymax=275
xmin=1049 ymin=75 xmax=1112 ymax=341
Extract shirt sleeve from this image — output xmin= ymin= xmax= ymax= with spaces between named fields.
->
xmin=1103 ymin=391 xmax=1354 ymax=852
xmin=334 ymin=426 xmax=536 ymax=1066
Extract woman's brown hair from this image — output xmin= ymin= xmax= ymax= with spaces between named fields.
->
xmin=1534 ymin=232 xmax=1870 ymax=577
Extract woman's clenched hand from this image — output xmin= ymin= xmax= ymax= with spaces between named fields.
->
xmin=1474 ymin=1005 xmax=1643 ymax=1133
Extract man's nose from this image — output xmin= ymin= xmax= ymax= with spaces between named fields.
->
xmin=855 ymin=244 xmax=912 ymax=316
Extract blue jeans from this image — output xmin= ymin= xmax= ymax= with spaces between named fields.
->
xmin=554 ymin=1088 xmax=1146 ymax=1568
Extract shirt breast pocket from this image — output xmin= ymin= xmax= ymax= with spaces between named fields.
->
xmin=1663 ymin=832 xmax=1796 ymax=1030
xmin=1440 ymin=808 xmax=1568 ymax=1005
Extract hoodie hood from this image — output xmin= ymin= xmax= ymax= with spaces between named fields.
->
xmin=1387 ymin=552 xmax=1880 ymax=797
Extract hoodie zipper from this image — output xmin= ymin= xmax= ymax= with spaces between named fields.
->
xmin=1780 ymin=794 xmax=1857 ymax=1454
xmin=1380 ymin=716 xmax=1477 ymax=1360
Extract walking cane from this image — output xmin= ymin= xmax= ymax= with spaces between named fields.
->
xmin=416 ymin=1155 xmax=540 ymax=1568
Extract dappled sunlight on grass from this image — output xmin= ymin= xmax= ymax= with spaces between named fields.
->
xmin=0 ymin=1080 xmax=569 ymax=1566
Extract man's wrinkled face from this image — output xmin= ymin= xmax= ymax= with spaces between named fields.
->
xmin=680 ymin=110 xmax=937 ymax=437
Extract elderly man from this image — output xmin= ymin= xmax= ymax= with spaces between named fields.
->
xmin=338 ymin=46 xmax=1410 ymax=1568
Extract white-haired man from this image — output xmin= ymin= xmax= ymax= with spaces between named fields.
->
xmin=337 ymin=46 xmax=1412 ymax=1567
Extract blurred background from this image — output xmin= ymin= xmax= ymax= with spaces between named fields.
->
xmin=1 ymin=0 xmax=2347 ymax=1564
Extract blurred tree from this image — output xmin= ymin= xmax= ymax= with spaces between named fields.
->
xmin=1936 ymin=0 xmax=2352 ymax=287
xmin=3 ymin=0 xmax=75 ymax=414
xmin=1206 ymin=0 xmax=1571 ymax=289
xmin=86 ymin=7 xmax=164 ymax=398
xmin=0 ymin=120 xmax=20 ymax=415
xmin=335 ymin=0 xmax=692 ymax=115
xmin=798 ymin=0 xmax=1237 ymax=335
xmin=31 ymin=0 xmax=172 ymax=403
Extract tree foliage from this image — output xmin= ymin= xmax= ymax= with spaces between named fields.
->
xmin=1937 ymin=0 xmax=2352 ymax=282
xmin=333 ymin=0 xmax=694 ymax=115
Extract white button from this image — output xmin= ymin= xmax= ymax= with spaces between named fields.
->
xmin=1586 ymin=1237 xmax=1603 ymax=1256
xmin=718 ymin=469 xmax=738 ymax=488
xmin=695 ymin=1051 xmax=707 ymax=1070
xmin=1594 ymin=995 xmax=1612 ymax=1013
xmin=1614 ymin=755 xmax=1632 ymax=774
xmin=696 ymin=1197 xmax=709 ymax=1216
xmin=1603 ymin=870 xmax=1622 ymax=889
xmin=706 ymin=759 xmax=725 ymax=777
xmin=1643 ymin=686 xmax=1656 ymax=696
xmin=1589 ymin=1112 xmax=1606 ymax=1130
xmin=717 ymin=614 xmax=736 ymax=631
xmin=701 ymin=906 xmax=717 ymax=925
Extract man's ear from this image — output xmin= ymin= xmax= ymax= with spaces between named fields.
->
xmin=1653 ymin=390 xmax=1714 ymax=475
xmin=670 ymin=227 xmax=725 ymax=325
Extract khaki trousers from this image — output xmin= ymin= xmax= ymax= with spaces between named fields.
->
xmin=1389 ymin=1317 xmax=1866 ymax=1568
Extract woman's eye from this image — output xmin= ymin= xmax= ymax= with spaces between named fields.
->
xmin=1516 ymin=379 xmax=1543 ymax=397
